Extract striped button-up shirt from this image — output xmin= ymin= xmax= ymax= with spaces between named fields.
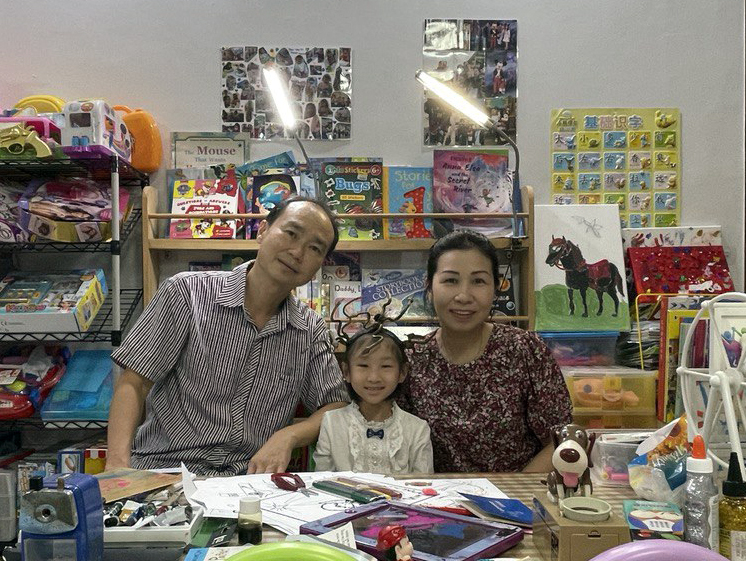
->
xmin=112 ymin=261 xmax=347 ymax=475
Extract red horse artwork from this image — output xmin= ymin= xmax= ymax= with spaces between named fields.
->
xmin=545 ymin=236 xmax=625 ymax=317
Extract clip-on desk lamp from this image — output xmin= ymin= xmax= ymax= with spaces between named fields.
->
xmin=415 ymin=69 xmax=521 ymax=239
xmin=263 ymin=67 xmax=318 ymax=194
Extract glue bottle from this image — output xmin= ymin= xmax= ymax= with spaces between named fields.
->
xmin=237 ymin=496 xmax=262 ymax=545
xmin=720 ymin=452 xmax=746 ymax=560
xmin=684 ymin=435 xmax=719 ymax=550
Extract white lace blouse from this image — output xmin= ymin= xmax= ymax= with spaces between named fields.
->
xmin=313 ymin=403 xmax=434 ymax=474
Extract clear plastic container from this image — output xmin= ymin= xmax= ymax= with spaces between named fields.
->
xmin=539 ymin=331 xmax=619 ymax=366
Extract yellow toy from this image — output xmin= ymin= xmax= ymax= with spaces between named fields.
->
xmin=572 ymin=377 xmax=640 ymax=410
xmin=0 ymin=123 xmax=52 ymax=157
xmin=14 ymin=95 xmax=65 ymax=113
xmin=655 ymin=110 xmax=676 ymax=128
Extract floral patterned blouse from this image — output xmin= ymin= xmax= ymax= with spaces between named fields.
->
xmin=398 ymin=324 xmax=573 ymax=472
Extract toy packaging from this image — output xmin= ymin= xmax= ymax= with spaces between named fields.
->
xmin=18 ymin=178 xmax=132 ymax=242
xmin=0 ymin=179 xmax=33 ymax=242
xmin=0 ymin=345 xmax=70 ymax=420
xmin=169 ymin=170 xmax=243 ymax=239
xmin=622 ymin=499 xmax=683 ymax=540
xmin=0 ymin=269 xmax=107 ymax=333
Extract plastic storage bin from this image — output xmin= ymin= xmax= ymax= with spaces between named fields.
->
xmin=539 ymin=331 xmax=618 ymax=366
xmin=563 ymin=365 xmax=658 ymax=429
xmin=590 ymin=432 xmax=653 ymax=486
xmin=40 ymin=350 xmax=113 ymax=424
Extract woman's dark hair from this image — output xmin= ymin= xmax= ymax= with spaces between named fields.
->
xmin=265 ymin=196 xmax=339 ymax=256
xmin=342 ymin=328 xmax=407 ymax=403
xmin=426 ymin=229 xmax=500 ymax=290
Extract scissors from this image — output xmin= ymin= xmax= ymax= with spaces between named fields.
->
xmin=271 ymin=472 xmax=318 ymax=497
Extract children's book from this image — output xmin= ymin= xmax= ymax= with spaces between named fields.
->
xmin=383 ymin=166 xmax=433 ymax=239
xmin=493 ymin=264 xmax=517 ymax=317
xmin=330 ymin=280 xmax=362 ymax=337
xmin=295 ymin=270 xmax=323 ymax=317
xmin=458 ymin=492 xmax=532 ymax=528
xmin=432 ymin=149 xmax=516 ymax=238
xmin=169 ymin=170 xmax=242 ymax=239
xmin=318 ymin=161 xmax=384 ymax=241
xmin=322 ymin=252 xmax=362 ymax=284
xmin=361 ymin=269 xmax=428 ymax=320
xmin=245 ymin=168 xmax=299 ymax=238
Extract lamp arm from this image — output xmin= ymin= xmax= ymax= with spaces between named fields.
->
xmin=487 ymin=118 xmax=520 ymax=238
xmin=294 ymin=131 xmax=320 ymax=199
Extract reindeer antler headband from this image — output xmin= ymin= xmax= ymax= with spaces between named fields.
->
xmin=334 ymin=293 xmax=437 ymax=357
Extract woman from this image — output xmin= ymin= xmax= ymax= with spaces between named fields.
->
xmin=398 ymin=230 xmax=572 ymax=473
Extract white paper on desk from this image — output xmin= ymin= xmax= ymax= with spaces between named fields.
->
xmin=319 ymin=522 xmax=356 ymax=549
xmin=189 ymin=472 xmax=508 ymax=535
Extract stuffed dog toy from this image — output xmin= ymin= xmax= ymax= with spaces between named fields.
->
xmin=546 ymin=423 xmax=596 ymax=503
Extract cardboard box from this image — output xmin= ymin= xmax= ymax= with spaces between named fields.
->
xmin=533 ymin=495 xmax=630 ymax=561
xmin=0 ymin=269 xmax=107 ymax=333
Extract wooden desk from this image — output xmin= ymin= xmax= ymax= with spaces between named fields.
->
xmin=259 ymin=473 xmax=637 ymax=560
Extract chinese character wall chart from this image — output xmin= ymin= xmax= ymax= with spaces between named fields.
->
xmin=221 ymin=46 xmax=352 ymax=140
xmin=422 ymin=19 xmax=517 ymax=148
xmin=550 ymin=108 xmax=681 ymax=228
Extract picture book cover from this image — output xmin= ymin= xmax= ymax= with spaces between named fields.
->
xmin=361 ymin=269 xmax=428 ymax=320
xmin=432 ymin=149 xmax=516 ymax=238
xmin=319 ymin=161 xmax=383 ymax=240
xmin=246 ymin=169 xmax=299 ymax=238
xmin=169 ymin=172 xmax=243 ymax=239
xmin=493 ymin=264 xmax=516 ymax=317
xmin=534 ymin=204 xmax=630 ymax=332
xmin=322 ymin=252 xmax=362 ymax=283
xmin=383 ymin=166 xmax=433 ymax=239
xmin=331 ymin=280 xmax=362 ymax=337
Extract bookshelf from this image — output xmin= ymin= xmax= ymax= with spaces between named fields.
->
xmin=140 ymin=185 xmax=536 ymax=328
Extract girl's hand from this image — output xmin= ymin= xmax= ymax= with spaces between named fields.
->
xmin=246 ymin=430 xmax=295 ymax=474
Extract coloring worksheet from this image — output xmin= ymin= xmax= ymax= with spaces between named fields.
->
xmin=187 ymin=471 xmax=506 ymax=535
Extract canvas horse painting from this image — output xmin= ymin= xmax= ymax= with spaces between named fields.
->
xmin=545 ymin=236 xmax=625 ymax=317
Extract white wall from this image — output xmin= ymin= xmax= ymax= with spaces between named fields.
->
xmin=3 ymin=0 xmax=744 ymax=285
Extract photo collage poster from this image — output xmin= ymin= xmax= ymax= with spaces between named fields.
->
xmin=422 ymin=19 xmax=518 ymax=148
xmin=550 ymin=107 xmax=681 ymax=228
xmin=221 ymin=46 xmax=352 ymax=140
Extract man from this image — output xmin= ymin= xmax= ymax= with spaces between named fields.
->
xmin=107 ymin=197 xmax=348 ymax=475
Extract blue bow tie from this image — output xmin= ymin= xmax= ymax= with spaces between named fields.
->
xmin=366 ymin=428 xmax=384 ymax=439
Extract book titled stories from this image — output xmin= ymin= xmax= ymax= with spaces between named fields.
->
xmin=432 ymin=149 xmax=516 ymax=238
xmin=319 ymin=161 xmax=383 ymax=241
xmin=383 ymin=166 xmax=433 ymax=239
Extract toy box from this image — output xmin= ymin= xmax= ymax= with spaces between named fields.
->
xmin=0 ymin=345 xmax=70 ymax=420
xmin=18 ymin=178 xmax=132 ymax=242
xmin=0 ymin=115 xmax=61 ymax=143
xmin=562 ymin=366 xmax=657 ymax=414
xmin=0 ymin=269 xmax=107 ymax=333
xmin=539 ymin=331 xmax=619 ymax=366
xmin=0 ymin=179 xmax=33 ymax=243
xmin=61 ymin=99 xmax=132 ymax=161
xmin=41 ymin=349 xmax=113 ymax=424
xmin=590 ymin=432 xmax=653 ymax=486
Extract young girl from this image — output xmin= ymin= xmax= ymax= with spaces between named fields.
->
xmin=313 ymin=328 xmax=434 ymax=474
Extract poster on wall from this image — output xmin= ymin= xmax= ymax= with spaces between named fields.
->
xmin=422 ymin=19 xmax=517 ymax=148
xmin=534 ymin=204 xmax=630 ymax=332
xmin=550 ymin=108 xmax=681 ymax=229
xmin=221 ymin=45 xmax=352 ymax=140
